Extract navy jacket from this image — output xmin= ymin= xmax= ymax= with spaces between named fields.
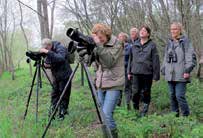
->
xmin=124 ymin=43 xmax=131 ymax=69
xmin=125 ymin=38 xmax=139 ymax=70
xmin=45 ymin=41 xmax=72 ymax=81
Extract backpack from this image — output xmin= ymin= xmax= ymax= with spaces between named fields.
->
xmin=180 ymin=39 xmax=197 ymax=67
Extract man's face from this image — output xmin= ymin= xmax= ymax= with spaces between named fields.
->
xmin=130 ymin=31 xmax=138 ymax=40
xmin=44 ymin=44 xmax=52 ymax=51
xmin=170 ymin=24 xmax=181 ymax=39
xmin=139 ymin=27 xmax=149 ymax=39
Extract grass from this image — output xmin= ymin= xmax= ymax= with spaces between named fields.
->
xmin=0 ymin=63 xmax=203 ymax=138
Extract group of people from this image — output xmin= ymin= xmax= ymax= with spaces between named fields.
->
xmin=39 ymin=21 xmax=196 ymax=137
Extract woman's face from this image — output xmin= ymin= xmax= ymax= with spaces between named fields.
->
xmin=139 ymin=27 xmax=149 ymax=39
xmin=118 ymin=34 xmax=127 ymax=42
xmin=96 ymin=32 xmax=108 ymax=44
xmin=170 ymin=24 xmax=181 ymax=39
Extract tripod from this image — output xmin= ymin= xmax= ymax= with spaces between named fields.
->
xmin=41 ymin=62 xmax=113 ymax=138
xmin=23 ymin=59 xmax=53 ymax=122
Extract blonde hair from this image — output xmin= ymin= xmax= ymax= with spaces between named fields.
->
xmin=118 ymin=32 xmax=128 ymax=42
xmin=91 ymin=23 xmax=112 ymax=39
xmin=118 ymin=32 xmax=128 ymax=38
xmin=171 ymin=22 xmax=184 ymax=35
xmin=42 ymin=38 xmax=52 ymax=47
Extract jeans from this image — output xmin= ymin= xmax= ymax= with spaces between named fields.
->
xmin=98 ymin=90 xmax=120 ymax=130
xmin=168 ymin=81 xmax=190 ymax=116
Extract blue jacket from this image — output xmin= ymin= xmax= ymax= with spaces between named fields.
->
xmin=124 ymin=38 xmax=139 ymax=71
xmin=45 ymin=41 xmax=72 ymax=81
xmin=124 ymin=43 xmax=131 ymax=69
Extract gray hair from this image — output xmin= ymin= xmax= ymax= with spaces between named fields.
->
xmin=171 ymin=22 xmax=184 ymax=35
xmin=130 ymin=27 xmax=139 ymax=34
xmin=42 ymin=38 xmax=52 ymax=47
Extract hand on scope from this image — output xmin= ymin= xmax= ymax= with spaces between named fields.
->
xmin=39 ymin=48 xmax=49 ymax=54
xmin=44 ymin=63 xmax=51 ymax=68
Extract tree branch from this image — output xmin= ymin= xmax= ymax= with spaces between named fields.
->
xmin=16 ymin=0 xmax=45 ymax=19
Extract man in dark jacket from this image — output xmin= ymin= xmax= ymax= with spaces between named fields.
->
xmin=125 ymin=28 xmax=140 ymax=110
xmin=128 ymin=25 xmax=160 ymax=116
xmin=39 ymin=38 xmax=72 ymax=119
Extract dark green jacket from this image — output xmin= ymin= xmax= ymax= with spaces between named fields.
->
xmin=93 ymin=35 xmax=125 ymax=90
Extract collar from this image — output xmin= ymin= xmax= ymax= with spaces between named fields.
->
xmin=169 ymin=35 xmax=186 ymax=42
xmin=134 ymin=38 xmax=152 ymax=47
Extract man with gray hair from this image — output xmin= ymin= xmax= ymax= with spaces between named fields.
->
xmin=39 ymin=38 xmax=72 ymax=120
xmin=125 ymin=27 xmax=139 ymax=110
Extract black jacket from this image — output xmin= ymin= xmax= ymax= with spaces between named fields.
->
xmin=45 ymin=41 xmax=72 ymax=81
xmin=127 ymin=39 xmax=160 ymax=81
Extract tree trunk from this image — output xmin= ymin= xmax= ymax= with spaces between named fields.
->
xmin=50 ymin=0 xmax=56 ymax=38
xmin=18 ymin=0 xmax=33 ymax=77
xmin=37 ymin=0 xmax=50 ymax=39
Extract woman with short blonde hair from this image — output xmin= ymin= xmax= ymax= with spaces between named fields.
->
xmin=161 ymin=22 xmax=196 ymax=116
xmin=88 ymin=23 xmax=124 ymax=137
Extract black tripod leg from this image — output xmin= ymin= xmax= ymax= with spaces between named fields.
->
xmin=23 ymin=66 xmax=38 ymax=120
xmin=41 ymin=63 xmax=79 ymax=138
xmin=41 ymin=67 xmax=54 ymax=88
xmin=82 ymin=63 xmax=112 ymax=138
xmin=35 ymin=63 xmax=41 ymax=122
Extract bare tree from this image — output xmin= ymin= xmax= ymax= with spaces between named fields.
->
xmin=49 ymin=0 xmax=56 ymax=37
xmin=37 ymin=0 xmax=50 ymax=39
xmin=18 ymin=0 xmax=32 ymax=77
xmin=0 ymin=0 xmax=16 ymax=77
xmin=0 ymin=0 xmax=9 ymax=71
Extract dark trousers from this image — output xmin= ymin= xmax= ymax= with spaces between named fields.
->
xmin=118 ymin=69 xmax=132 ymax=106
xmin=124 ymin=73 xmax=132 ymax=105
xmin=51 ymin=79 xmax=72 ymax=111
xmin=131 ymin=74 xmax=153 ymax=110
xmin=168 ymin=81 xmax=190 ymax=116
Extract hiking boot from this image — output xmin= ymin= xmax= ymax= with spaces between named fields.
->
xmin=127 ymin=103 xmax=131 ymax=111
xmin=140 ymin=103 xmax=149 ymax=117
xmin=58 ymin=107 xmax=68 ymax=120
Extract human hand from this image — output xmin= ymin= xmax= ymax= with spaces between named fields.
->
xmin=128 ymin=74 xmax=132 ymax=80
xmin=92 ymin=34 xmax=101 ymax=45
xmin=39 ymin=48 xmax=49 ymax=54
xmin=183 ymin=73 xmax=190 ymax=79
xmin=44 ymin=63 xmax=51 ymax=68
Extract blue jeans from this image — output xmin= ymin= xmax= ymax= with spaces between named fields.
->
xmin=98 ymin=90 xmax=120 ymax=130
xmin=168 ymin=82 xmax=190 ymax=116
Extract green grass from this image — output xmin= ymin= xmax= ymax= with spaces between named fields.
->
xmin=0 ymin=64 xmax=203 ymax=138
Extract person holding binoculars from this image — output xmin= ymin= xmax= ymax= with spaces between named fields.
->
xmin=161 ymin=22 xmax=196 ymax=117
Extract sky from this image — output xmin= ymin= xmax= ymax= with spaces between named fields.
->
xmin=16 ymin=0 xmax=73 ymax=48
